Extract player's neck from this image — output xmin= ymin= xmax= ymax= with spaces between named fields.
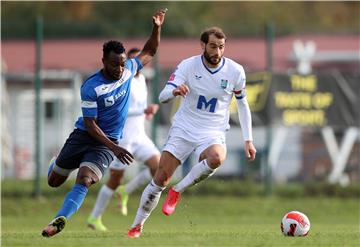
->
xmin=100 ymin=69 xmax=112 ymax=80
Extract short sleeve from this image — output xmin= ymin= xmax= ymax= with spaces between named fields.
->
xmin=166 ymin=59 xmax=188 ymax=89
xmin=80 ymin=84 xmax=98 ymax=118
xmin=131 ymin=57 xmax=143 ymax=73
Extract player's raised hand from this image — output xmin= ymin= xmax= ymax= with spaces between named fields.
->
xmin=173 ymin=84 xmax=189 ymax=98
xmin=153 ymin=8 xmax=167 ymax=27
xmin=245 ymin=140 xmax=256 ymax=161
xmin=113 ymin=146 xmax=134 ymax=165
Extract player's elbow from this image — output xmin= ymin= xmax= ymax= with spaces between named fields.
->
xmin=158 ymin=93 xmax=169 ymax=104
xmin=148 ymin=50 xmax=157 ymax=57
xmin=142 ymin=48 xmax=157 ymax=58
xmin=158 ymin=95 xmax=164 ymax=103
xmin=158 ymin=97 xmax=168 ymax=104
xmin=84 ymin=118 xmax=97 ymax=131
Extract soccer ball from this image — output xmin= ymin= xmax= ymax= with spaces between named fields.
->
xmin=281 ymin=211 xmax=310 ymax=237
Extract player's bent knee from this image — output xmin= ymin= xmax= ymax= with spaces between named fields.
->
xmin=77 ymin=164 xmax=101 ymax=187
xmin=153 ymin=178 xmax=169 ymax=187
xmin=107 ymin=177 xmax=121 ymax=188
xmin=207 ymin=153 xmax=225 ymax=168
xmin=153 ymin=169 xmax=170 ymax=187
xmin=109 ymin=170 xmax=124 ymax=182
xmin=106 ymin=170 xmax=123 ymax=189
xmin=47 ymin=174 xmax=67 ymax=188
xmin=48 ymin=179 xmax=59 ymax=188
xmin=149 ymin=167 xmax=157 ymax=177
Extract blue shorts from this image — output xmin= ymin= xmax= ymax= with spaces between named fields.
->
xmin=56 ymin=129 xmax=116 ymax=177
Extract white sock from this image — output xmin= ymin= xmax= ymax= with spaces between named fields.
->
xmin=131 ymin=179 xmax=165 ymax=227
xmin=173 ymin=160 xmax=217 ymax=193
xmin=125 ymin=169 xmax=152 ymax=194
xmin=90 ymin=185 xmax=114 ymax=219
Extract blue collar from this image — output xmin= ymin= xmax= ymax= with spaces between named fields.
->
xmin=201 ymin=55 xmax=225 ymax=74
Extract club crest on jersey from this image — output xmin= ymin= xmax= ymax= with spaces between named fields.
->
xmin=220 ymin=79 xmax=228 ymax=89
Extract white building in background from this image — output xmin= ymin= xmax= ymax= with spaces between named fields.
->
xmin=1 ymin=60 xmax=13 ymax=178
xmin=3 ymin=70 xmax=82 ymax=179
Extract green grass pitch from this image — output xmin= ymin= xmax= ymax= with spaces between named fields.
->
xmin=2 ymin=189 xmax=359 ymax=247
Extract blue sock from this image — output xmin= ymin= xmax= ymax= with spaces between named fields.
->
xmin=55 ymin=184 xmax=88 ymax=219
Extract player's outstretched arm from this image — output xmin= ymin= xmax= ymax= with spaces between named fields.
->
xmin=137 ymin=8 xmax=167 ymax=67
xmin=159 ymin=83 xmax=189 ymax=103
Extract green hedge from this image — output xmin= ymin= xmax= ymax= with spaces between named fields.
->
xmin=2 ymin=178 xmax=359 ymax=198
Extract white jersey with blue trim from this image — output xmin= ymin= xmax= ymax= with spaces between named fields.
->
xmin=75 ymin=57 xmax=143 ymax=140
xmin=167 ymin=55 xmax=246 ymax=137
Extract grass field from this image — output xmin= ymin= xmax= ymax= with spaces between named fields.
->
xmin=2 ymin=181 xmax=360 ymax=247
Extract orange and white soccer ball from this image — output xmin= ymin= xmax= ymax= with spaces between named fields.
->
xmin=281 ymin=211 xmax=310 ymax=237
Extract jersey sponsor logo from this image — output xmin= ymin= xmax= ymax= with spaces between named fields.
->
xmin=114 ymin=89 xmax=126 ymax=101
xmin=197 ymin=95 xmax=217 ymax=113
xmin=104 ymin=89 xmax=127 ymax=107
xmin=104 ymin=96 xmax=115 ymax=107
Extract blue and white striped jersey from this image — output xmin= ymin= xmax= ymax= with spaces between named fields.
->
xmin=75 ymin=57 xmax=143 ymax=140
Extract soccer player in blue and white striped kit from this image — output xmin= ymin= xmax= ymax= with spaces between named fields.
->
xmin=41 ymin=8 xmax=167 ymax=238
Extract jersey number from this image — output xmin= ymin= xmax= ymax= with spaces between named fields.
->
xmin=196 ymin=95 xmax=217 ymax=113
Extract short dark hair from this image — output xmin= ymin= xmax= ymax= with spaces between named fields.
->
xmin=103 ymin=40 xmax=125 ymax=58
xmin=127 ymin=47 xmax=141 ymax=57
xmin=200 ymin=27 xmax=227 ymax=44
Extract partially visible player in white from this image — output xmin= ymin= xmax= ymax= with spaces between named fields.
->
xmin=87 ymin=48 xmax=160 ymax=231
xmin=127 ymin=27 xmax=257 ymax=238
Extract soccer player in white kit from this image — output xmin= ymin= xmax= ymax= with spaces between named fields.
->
xmin=87 ymin=48 xmax=161 ymax=231
xmin=127 ymin=27 xmax=256 ymax=238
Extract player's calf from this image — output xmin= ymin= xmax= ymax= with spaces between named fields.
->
xmin=116 ymin=185 xmax=129 ymax=216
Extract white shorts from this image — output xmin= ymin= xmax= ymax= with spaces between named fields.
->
xmin=163 ymin=126 xmax=226 ymax=164
xmin=110 ymin=133 xmax=160 ymax=171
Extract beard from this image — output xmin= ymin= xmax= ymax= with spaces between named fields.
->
xmin=203 ymin=50 xmax=222 ymax=66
